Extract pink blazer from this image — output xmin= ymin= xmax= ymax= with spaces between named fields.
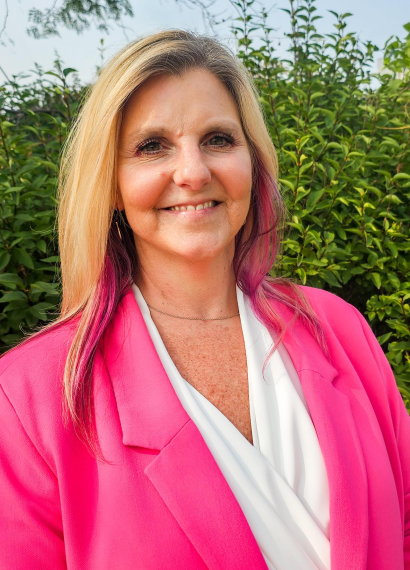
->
xmin=0 ymin=286 xmax=409 ymax=570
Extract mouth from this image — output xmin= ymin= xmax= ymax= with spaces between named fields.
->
xmin=162 ymin=200 xmax=221 ymax=212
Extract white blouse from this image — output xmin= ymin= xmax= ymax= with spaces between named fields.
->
xmin=132 ymin=284 xmax=331 ymax=570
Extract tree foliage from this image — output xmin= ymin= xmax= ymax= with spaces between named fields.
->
xmin=1 ymin=0 xmax=409 ymax=409
xmin=27 ymin=0 xmax=133 ymax=38
xmin=26 ymin=0 xmax=218 ymax=39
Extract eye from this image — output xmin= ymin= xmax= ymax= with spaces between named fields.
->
xmin=206 ymin=133 xmax=235 ymax=147
xmin=135 ymin=138 xmax=163 ymax=155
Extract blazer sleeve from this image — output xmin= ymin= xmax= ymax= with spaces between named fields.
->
xmin=351 ymin=306 xmax=410 ymax=568
xmin=0 ymin=385 xmax=66 ymax=570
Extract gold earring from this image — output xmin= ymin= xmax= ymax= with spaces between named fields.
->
xmin=115 ymin=220 xmax=122 ymax=240
xmin=115 ymin=209 xmax=123 ymax=240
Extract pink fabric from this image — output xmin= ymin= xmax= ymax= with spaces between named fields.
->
xmin=0 ymin=286 xmax=409 ymax=570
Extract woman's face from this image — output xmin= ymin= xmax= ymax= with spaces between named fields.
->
xmin=117 ymin=68 xmax=253 ymax=265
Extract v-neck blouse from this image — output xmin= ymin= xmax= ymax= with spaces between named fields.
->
xmin=132 ymin=284 xmax=331 ymax=570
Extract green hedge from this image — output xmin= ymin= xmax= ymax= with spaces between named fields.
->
xmin=0 ymin=1 xmax=409 ymax=408
xmin=0 ymin=64 xmax=83 ymax=342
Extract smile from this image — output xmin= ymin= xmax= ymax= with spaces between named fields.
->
xmin=165 ymin=200 xmax=220 ymax=212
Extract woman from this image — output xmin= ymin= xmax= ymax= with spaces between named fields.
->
xmin=0 ymin=30 xmax=408 ymax=570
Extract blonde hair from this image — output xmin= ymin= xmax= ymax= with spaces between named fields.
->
xmin=29 ymin=30 xmax=324 ymax=457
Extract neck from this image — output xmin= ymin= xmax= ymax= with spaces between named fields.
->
xmin=134 ymin=246 xmax=238 ymax=320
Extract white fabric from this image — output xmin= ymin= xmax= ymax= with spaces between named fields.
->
xmin=132 ymin=283 xmax=331 ymax=570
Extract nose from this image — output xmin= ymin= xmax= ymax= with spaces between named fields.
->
xmin=172 ymin=141 xmax=212 ymax=191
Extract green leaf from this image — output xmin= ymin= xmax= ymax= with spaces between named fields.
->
xmin=37 ymin=160 xmax=58 ymax=173
xmin=296 ymin=267 xmax=307 ymax=284
xmin=283 ymin=150 xmax=298 ymax=164
xmin=370 ymin=273 xmax=382 ymax=289
xmin=377 ymin=332 xmax=392 ymax=345
xmin=14 ymin=249 xmax=34 ymax=269
xmin=44 ymin=71 xmax=62 ymax=80
xmin=3 ymin=186 xmax=24 ymax=194
xmin=387 ymin=273 xmax=401 ymax=290
xmin=37 ymin=240 xmax=47 ymax=254
xmin=351 ymin=267 xmax=365 ymax=275
xmin=310 ymin=92 xmax=325 ymax=100
xmin=393 ymin=173 xmax=410 ymax=180
xmin=322 ymin=270 xmax=341 ymax=288
xmin=326 ymin=142 xmax=343 ymax=151
xmin=29 ymin=302 xmax=55 ymax=320
xmin=306 ymin=188 xmax=325 ymax=209
xmin=336 ymin=227 xmax=347 ymax=240
xmin=41 ymin=256 xmax=60 ymax=263
xmin=387 ymin=242 xmax=398 ymax=258
xmin=63 ymin=67 xmax=77 ymax=77
xmin=299 ymin=161 xmax=314 ymax=175
xmin=279 ymin=179 xmax=295 ymax=191
xmin=15 ymin=214 xmax=35 ymax=222
xmin=295 ymin=186 xmax=309 ymax=203
xmin=0 ymin=273 xmax=24 ymax=286
xmin=0 ymin=291 xmax=27 ymax=303
xmin=31 ymin=281 xmax=60 ymax=296
xmin=0 ymin=334 xmax=23 ymax=346
xmin=0 ymin=252 xmax=11 ymax=271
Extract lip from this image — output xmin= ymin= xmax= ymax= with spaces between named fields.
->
xmin=160 ymin=202 xmax=222 ymax=215
xmin=160 ymin=199 xmax=221 ymax=210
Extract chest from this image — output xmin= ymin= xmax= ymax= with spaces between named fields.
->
xmin=153 ymin=317 xmax=253 ymax=444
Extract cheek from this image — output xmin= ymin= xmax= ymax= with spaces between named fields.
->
xmin=117 ymin=164 xmax=164 ymax=212
xmin=219 ymin=153 xmax=253 ymax=204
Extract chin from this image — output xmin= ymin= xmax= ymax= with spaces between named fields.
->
xmin=170 ymin=240 xmax=227 ymax=262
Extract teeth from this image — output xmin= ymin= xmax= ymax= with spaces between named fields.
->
xmin=169 ymin=201 xmax=217 ymax=211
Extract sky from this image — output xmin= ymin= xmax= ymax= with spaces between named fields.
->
xmin=1 ymin=0 xmax=409 ymax=84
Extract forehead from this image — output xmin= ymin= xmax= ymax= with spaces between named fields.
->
xmin=120 ymin=68 xmax=242 ymax=136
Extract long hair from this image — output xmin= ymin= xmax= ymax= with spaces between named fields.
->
xmin=13 ymin=30 xmax=327 ymax=458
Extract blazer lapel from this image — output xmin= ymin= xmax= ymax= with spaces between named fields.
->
xmin=104 ymin=288 xmax=268 ymax=570
xmin=145 ymin=419 xmax=268 ymax=570
xmin=277 ymin=307 xmax=369 ymax=570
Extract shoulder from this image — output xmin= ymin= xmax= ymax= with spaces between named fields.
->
xmin=298 ymin=284 xmax=366 ymax=335
xmin=0 ymin=319 xmax=80 ymax=470
xmin=296 ymin=285 xmax=396 ymax=392
xmin=0 ymin=321 xmax=77 ymax=438
xmin=288 ymin=285 xmax=386 ymax=376
xmin=298 ymin=284 xmax=355 ymax=313
xmin=268 ymin=281 xmax=370 ymax=346
xmin=0 ymin=319 xmax=76 ymax=389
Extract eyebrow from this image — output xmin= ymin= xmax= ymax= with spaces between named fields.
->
xmin=125 ymin=121 xmax=243 ymax=143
